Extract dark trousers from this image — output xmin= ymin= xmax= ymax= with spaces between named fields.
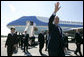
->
xmin=66 ymin=43 xmax=69 ymax=49
xmin=39 ymin=43 xmax=44 ymax=54
xmin=48 ymin=51 xmax=57 ymax=56
xmin=48 ymin=50 xmax=65 ymax=56
xmin=48 ymin=48 xmax=65 ymax=56
xmin=24 ymin=43 xmax=28 ymax=52
xmin=21 ymin=41 xmax=23 ymax=49
xmin=45 ymin=40 xmax=48 ymax=50
xmin=65 ymin=43 xmax=69 ymax=50
xmin=18 ymin=40 xmax=21 ymax=47
xmin=75 ymin=44 xmax=82 ymax=56
xmin=7 ymin=46 xmax=15 ymax=56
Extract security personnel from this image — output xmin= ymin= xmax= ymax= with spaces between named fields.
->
xmin=21 ymin=33 xmax=24 ymax=49
xmin=74 ymin=29 xmax=82 ymax=56
xmin=63 ymin=33 xmax=69 ymax=50
xmin=5 ymin=28 xmax=18 ymax=56
xmin=23 ymin=31 xmax=29 ymax=52
xmin=38 ymin=31 xmax=45 ymax=55
xmin=45 ymin=31 xmax=49 ymax=51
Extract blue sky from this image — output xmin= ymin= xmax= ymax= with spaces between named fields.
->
xmin=1 ymin=1 xmax=83 ymax=35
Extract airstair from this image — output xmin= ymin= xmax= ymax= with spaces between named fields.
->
xmin=24 ymin=21 xmax=34 ymax=37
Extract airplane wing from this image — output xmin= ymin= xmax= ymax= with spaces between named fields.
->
xmin=63 ymin=27 xmax=83 ymax=32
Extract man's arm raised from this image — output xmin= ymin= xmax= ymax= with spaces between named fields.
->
xmin=54 ymin=2 xmax=61 ymax=14
xmin=49 ymin=2 xmax=61 ymax=24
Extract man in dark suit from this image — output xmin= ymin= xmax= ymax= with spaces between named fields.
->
xmin=21 ymin=33 xmax=24 ymax=49
xmin=63 ymin=33 xmax=69 ymax=50
xmin=45 ymin=31 xmax=49 ymax=51
xmin=48 ymin=2 xmax=65 ymax=56
xmin=23 ymin=31 xmax=29 ymax=52
xmin=5 ymin=28 xmax=18 ymax=56
xmin=74 ymin=29 xmax=82 ymax=56
xmin=38 ymin=31 xmax=45 ymax=55
xmin=18 ymin=32 xmax=21 ymax=47
xmin=15 ymin=31 xmax=19 ymax=52
xmin=31 ymin=35 xmax=35 ymax=45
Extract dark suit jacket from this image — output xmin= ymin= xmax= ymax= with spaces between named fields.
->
xmin=5 ymin=33 xmax=18 ymax=47
xmin=22 ymin=34 xmax=29 ymax=44
xmin=75 ymin=32 xmax=82 ymax=44
xmin=38 ymin=33 xmax=45 ymax=45
xmin=63 ymin=35 xmax=68 ymax=47
xmin=48 ymin=14 xmax=64 ymax=53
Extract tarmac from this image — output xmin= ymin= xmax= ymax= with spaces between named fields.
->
xmin=1 ymin=37 xmax=83 ymax=56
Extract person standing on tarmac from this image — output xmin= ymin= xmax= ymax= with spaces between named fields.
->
xmin=74 ymin=29 xmax=82 ymax=56
xmin=48 ymin=2 xmax=66 ymax=56
xmin=5 ymin=28 xmax=18 ymax=56
xmin=23 ymin=31 xmax=29 ymax=52
xmin=38 ymin=31 xmax=45 ymax=55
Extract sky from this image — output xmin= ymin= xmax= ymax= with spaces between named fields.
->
xmin=1 ymin=1 xmax=83 ymax=35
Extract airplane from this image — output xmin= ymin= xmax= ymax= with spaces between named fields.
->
xmin=7 ymin=16 xmax=83 ymax=37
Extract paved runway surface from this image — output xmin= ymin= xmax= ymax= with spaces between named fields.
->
xmin=1 ymin=37 xmax=83 ymax=56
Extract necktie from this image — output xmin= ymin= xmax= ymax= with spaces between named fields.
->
xmin=58 ymin=26 xmax=61 ymax=34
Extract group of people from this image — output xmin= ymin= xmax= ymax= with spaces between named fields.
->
xmin=38 ymin=2 xmax=83 ymax=56
xmin=5 ymin=28 xmax=31 ymax=56
xmin=5 ymin=2 xmax=83 ymax=56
